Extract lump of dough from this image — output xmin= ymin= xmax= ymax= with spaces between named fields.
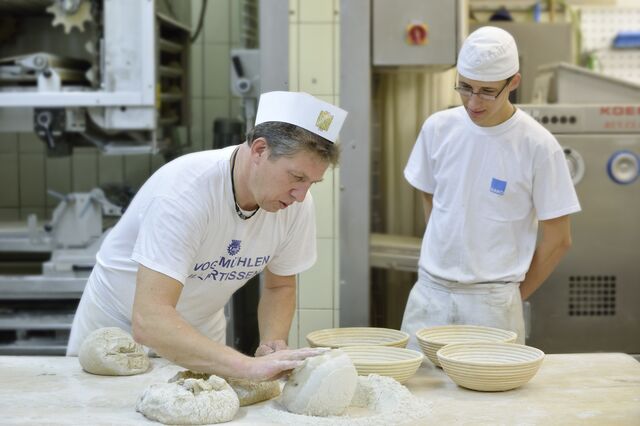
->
xmin=136 ymin=376 xmax=239 ymax=425
xmin=78 ymin=327 xmax=149 ymax=376
xmin=227 ymin=378 xmax=281 ymax=406
xmin=170 ymin=370 xmax=281 ymax=406
xmin=279 ymin=349 xmax=358 ymax=416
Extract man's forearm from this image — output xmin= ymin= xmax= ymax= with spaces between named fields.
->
xmin=257 ymin=285 xmax=296 ymax=343
xmin=520 ymin=240 xmax=571 ymax=300
xmin=132 ymin=304 xmax=252 ymax=377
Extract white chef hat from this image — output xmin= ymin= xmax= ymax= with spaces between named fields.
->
xmin=457 ymin=26 xmax=519 ymax=81
xmin=254 ymin=91 xmax=348 ymax=144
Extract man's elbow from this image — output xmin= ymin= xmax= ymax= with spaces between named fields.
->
xmin=558 ymin=234 xmax=573 ymax=254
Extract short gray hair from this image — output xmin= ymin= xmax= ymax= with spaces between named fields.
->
xmin=246 ymin=122 xmax=340 ymax=166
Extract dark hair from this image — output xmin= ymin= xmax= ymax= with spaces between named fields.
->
xmin=245 ymin=122 xmax=340 ymax=166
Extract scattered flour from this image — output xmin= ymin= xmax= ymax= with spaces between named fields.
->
xmin=258 ymin=374 xmax=431 ymax=425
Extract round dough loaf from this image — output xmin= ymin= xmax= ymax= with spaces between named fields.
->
xmin=136 ymin=376 xmax=239 ymax=425
xmin=78 ymin=327 xmax=149 ymax=376
xmin=280 ymin=349 xmax=358 ymax=416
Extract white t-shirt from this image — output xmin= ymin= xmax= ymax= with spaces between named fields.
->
xmin=404 ymin=106 xmax=581 ymax=284
xmin=82 ymin=145 xmax=317 ymax=333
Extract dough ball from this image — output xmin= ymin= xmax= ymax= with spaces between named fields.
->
xmin=136 ymin=376 xmax=239 ymax=425
xmin=170 ymin=370 xmax=281 ymax=406
xmin=227 ymin=378 xmax=281 ymax=406
xmin=280 ymin=349 xmax=358 ymax=416
xmin=78 ymin=327 xmax=149 ymax=376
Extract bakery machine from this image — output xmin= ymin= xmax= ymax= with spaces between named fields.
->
xmin=0 ymin=188 xmax=123 ymax=354
xmin=0 ymin=0 xmax=191 ymax=156
xmin=518 ymin=64 xmax=640 ymax=355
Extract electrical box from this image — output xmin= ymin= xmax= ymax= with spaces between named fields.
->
xmin=372 ymin=0 xmax=458 ymax=66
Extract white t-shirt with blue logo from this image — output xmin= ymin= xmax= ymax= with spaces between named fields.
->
xmin=83 ymin=145 xmax=316 ymax=339
xmin=405 ymin=106 xmax=581 ymax=284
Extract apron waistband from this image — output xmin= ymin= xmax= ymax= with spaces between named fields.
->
xmin=419 ymin=270 xmax=520 ymax=294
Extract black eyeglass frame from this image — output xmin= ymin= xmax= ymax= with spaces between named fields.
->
xmin=454 ymin=77 xmax=513 ymax=101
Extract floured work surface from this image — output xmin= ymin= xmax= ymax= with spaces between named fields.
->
xmin=0 ymin=353 xmax=638 ymax=425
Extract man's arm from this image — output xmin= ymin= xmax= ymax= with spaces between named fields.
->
xmin=520 ymin=215 xmax=573 ymax=300
xmin=254 ymin=268 xmax=296 ymax=356
xmin=131 ymin=265 xmax=322 ymax=380
xmin=421 ymin=192 xmax=433 ymax=224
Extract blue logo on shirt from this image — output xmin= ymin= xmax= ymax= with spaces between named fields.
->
xmin=490 ymin=178 xmax=507 ymax=195
xmin=227 ymin=239 xmax=241 ymax=256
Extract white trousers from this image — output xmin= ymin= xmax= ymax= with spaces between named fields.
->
xmin=401 ymin=272 xmax=525 ymax=351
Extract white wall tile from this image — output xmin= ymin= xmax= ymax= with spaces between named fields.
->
xmin=19 ymin=153 xmax=45 ymax=207
xmin=204 ymin=0 xmax=230 ymax=43
xmin=18 ymin=133 xmax=44 ymax=154
xmin=124 ymin=155 xmax=152 ymax=191
xmin=71 ymin=148 xmax=98 ymax=192
xmin=297 ymin=309 xmax=333 ymax=347
xmin=98 ymin=155 xmax=124 ymax=185
xmin=0 ymin=153 xmax=19 ymax=207
xmin=299 ymin=0 xmax=334 ymax=22
xmin=191 ymin=43 xmax=204 ymax=97
xmin=310 ymin=170 xmax=333 ymax=238
xmin=287 ymin=310 xmax=299 ymax=349
xmin=0 ymin=209 xmax=19 ymax=221
xmin=0 ymin=133 xmax=18 ymax=153
xmin=289 ymin=23 xmax=299 ymax=91
xmin=299 ymin=24 xmax=334 ymax=95
xmin=191 ymin=0 xmax=204 ymax=44
xmin=204 ymin=44 xmax=231 ymax=97
xmin=299 ymin=238 xmax=333 ymax=309
xmin=45 ymin=156 xmax=72 ymax=208
xmin=289 ymin=0 xmax=299 ymax=22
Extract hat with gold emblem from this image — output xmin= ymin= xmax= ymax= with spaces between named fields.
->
xmin=254 ymin=91 xmax=348 ymax=143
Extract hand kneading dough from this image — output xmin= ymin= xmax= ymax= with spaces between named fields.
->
xmin=78 ymin=327 xmax=149 ymax=376
xmin=137 ymin=376 xmax=239 ymax=425
xmin=280 ymin=349 xmax=358 ymax=416
xmin=169 ymin=370 xmax=281 ymax=406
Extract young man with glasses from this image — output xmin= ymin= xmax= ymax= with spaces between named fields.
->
xmin=401 ymin=26 xmax=581 ymax=350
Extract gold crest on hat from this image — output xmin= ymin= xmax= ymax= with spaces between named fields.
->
xmin=315 ymin=110 xmax=334 ymax=132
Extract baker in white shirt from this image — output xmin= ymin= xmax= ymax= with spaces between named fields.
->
xmin=401 ymin=26 xmax=581 ymax=350
xmin=67 ymin=91 xmax=348 ymax=381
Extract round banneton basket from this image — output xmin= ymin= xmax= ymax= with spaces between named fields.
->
xmin=306 ymin=327 xmax=409 ymax=348
xmin=416 ymin=325 xmax=517 ymax=367
xmin=341 ymin=345 xmax=424 ymax=384
xmin=437 ymin=342 xmax=545 ymax=392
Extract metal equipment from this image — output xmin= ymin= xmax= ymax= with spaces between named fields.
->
xmin=0 ymin=189 xmax=122 ymax=354
xmin=517 ymin=64 xmax=640 ymax=354
xmin=0 ymin=0 xmax=191 ymax=156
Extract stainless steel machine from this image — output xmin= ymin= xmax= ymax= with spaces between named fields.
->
xmin=518 ymin=64 xmax=640 ymax=355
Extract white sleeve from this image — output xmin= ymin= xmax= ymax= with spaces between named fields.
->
xmin=131 ymin=196 xmax=205 ymax=284
xmin=404 ymin=120 xmax=436 ymax=194
xmin=266 ymin=195 xmax=317 ymax=276
xmin=533 ymin=149 xmax=582 ymax=220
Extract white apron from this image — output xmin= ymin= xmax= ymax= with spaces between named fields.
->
xmin=401 ymin=271 xmax=525 ymax=351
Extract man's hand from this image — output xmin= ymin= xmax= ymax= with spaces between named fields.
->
xmin=243 ymin=347 xmax=328 ymax=381
xmin=255 ymin=339 xmax=288 ymax=357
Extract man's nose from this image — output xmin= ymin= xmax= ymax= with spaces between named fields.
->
xmin=291 ymin=183 xmax=311 ymax=202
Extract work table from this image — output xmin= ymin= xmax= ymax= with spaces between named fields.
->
xmin=1 ymin=353 xmax=638 ymax=425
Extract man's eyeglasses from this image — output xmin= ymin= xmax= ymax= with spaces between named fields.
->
xmin=454 ymin=78 xmax=512 ymax=101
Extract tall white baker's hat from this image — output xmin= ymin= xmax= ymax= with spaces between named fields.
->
xmin=254 ymin=91 xmax=348 ymax=143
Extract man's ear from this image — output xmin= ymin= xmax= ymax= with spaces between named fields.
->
xmin=250 ymin=137 xmax=268 ymax=161
xmin=509 ymin=73 xmax=522 ymax=91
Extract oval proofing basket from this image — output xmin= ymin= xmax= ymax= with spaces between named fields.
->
xmin=437 ymin=342 xmax=544 ymax=392
xmin=416 ymin=325 xmax=517 ymax=367
xmin=306 ymin=327 xmax=409 ymax=348
xmin=341 ymin=345 xmax=424 ymax=384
